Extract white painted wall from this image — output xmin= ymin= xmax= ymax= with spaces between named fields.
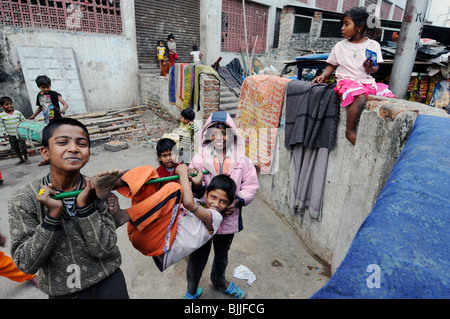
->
xmin=1 ymin=0 xmax=139 ymax=113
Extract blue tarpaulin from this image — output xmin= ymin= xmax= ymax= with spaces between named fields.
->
xmin=312 ymin=114 xmax=450 ymax=299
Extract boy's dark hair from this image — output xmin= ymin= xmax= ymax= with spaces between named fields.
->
xmin=181 ymin=108 xmax=195 ymax=122
xmin=206 ymin=175 xmax=237 ymax=204
xmin=156 ymin=138 xmax=177 ymax=157
xmin=167 ymin=34 xmax=174 ymax=40
xmin=42 ymin=118 xmax=90 ymax=148
xmin=192 ymin=45 xmax=198 ymax=51
xmin=0 ymin=96 xmax=12 ymax=106
xmin=35 ymin=75 xmax=51 ymax=87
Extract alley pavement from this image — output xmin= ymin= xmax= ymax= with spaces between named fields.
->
xmin=0 ymin=110 xmax=329 ymax=300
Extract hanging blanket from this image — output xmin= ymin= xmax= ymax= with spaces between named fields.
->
xmin=179 ymin=63 xmax=189 ymax=102
xmin=193 ymin=65 xmax=221 ymax=111
xmin=169 ymin=65 xmax=176 ymax=104
xmin=284 ymin=81 xmax=340 ymax=219
xmin=183 ymin=65 xmax=194 ymax=109
xmin=234 ymin=75 xmax=292 ymax=173
xmin=174 ymin=63 xmax=183 ymax=109
xmin=218 ymin=66 xmax=240 ymax=88
xmin=284 ymin=81 xmax=340 ymax=150
xmin=226 ymin=58 xmax=244 ymax=85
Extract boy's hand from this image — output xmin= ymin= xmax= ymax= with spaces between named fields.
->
xmin=188 ymin=166 xmax=203 ymax=185
xmin=175 ymin=164 xmax=189 ymax=177
xmin=36 ymin=184 xmax=63 ymax=218
xmin=223 ymin=199 xmax=241 ymax=217
xmin=76 ymin=177 xmax=95 ymax=208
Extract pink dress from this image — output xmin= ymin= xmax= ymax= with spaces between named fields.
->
xmin=327 ymin=38 xmax=396 ymax=107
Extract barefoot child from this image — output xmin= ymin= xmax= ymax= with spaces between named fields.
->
xmin=94 ymin=165 xmax=235 ymax=274
xmin=312 ymin=7 xmax=395 ymax=145
xmin=0 ymin=96 xmax=31 ymax=165
xmin=8 ymin=118 xmax=128 ymax=299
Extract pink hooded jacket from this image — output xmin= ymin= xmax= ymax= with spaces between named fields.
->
xmin=189 ymin=111 xmax=259 ymax=234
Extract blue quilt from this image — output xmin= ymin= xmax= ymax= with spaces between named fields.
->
xmin=311 ymin=114 xmax=450 ymax=299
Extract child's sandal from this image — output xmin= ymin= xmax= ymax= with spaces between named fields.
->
xmin=223 ymin=282 xmax=246 ymax=299
xmin=183 ymin=287 xmax=203 ymax=299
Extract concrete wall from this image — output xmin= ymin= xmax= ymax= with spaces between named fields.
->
xmin=0 ymin=0 xmax=139 ymax=116
xmin=257 ymin=94 xmax=450 ymax=273
xmin=138 ymin=72 xmax=221 ymax=121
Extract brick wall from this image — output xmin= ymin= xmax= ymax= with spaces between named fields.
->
xmin=199 ymin=74 xmax=220 ymax=120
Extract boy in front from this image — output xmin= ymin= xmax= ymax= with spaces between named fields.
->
xmin=8 ymin=118 xmax=128 ymax=299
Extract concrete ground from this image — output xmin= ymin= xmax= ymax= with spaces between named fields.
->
xmin=0 ymin=110 xmax=329 ymax=299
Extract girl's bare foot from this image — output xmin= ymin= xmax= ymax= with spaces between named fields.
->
xmin=345 ymin=130 xmax=357 ymax=146
xmin=107 ymin=193 xmax=130 ymax=228
xmin=95 ymin=169 xmax=125 ymax=200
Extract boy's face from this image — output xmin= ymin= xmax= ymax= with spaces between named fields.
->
xmin=40 ymin=124 xmax=90 ymax=172
xmin=163 ymin=56 xmax=169 ymax=62
xmin=209 ymin=127 xmax=228 ymax=151
xmin=180 ymin=115 xmax=190 ymax=124
xmin=205 ymin=189 xmax=230 ymax=213
xmin=39 ymin=85 xmax=51 ymax=94
xmin=1 ymin=100 xmax=14 ymax=113
xmin=158 ymin=149 xmax=178 ymax=169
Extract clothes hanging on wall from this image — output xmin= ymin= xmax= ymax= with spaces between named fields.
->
xmin=285 ymin=80 xmax=340 ymax=220
xmin=234 ymin=75 xmax=292 ymax=173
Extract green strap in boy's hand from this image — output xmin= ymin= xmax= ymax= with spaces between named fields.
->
xmin=51 ymin=170 xmax=209 ymax=200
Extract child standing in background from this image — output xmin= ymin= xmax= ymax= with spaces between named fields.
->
xmin=0 ymin=96 xmax=31 ymax=165
xmin=167 ymin=34 xmax=178 ymax=65
xmin=190 ymin=45 xmax=203 ymax=64
xmin=156 ymin=40 xmax=166 ymax=68
xmin=160 ymin=54 xmax=172 ymax=76
xmin=312 ymin=7 xmax=395 ymax=146
xmin=178 ymin=108 xmax=198 ymax=164
xmin=29 ymin=75 xmax=68 ymax=124
xmin=156 ymin=138 xmax=180 ymax=188
xmin=29 ymin=75 xmax=69 ymax=165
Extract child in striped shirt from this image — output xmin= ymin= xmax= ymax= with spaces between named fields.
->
xmin=0 ymin=97 xmax=31 ymax=165
xmin=178 ymin=108 xmax=198 ymax=164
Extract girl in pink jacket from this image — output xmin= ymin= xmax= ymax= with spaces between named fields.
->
xmin=185 ymin=111 xmax=259 ymax=299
